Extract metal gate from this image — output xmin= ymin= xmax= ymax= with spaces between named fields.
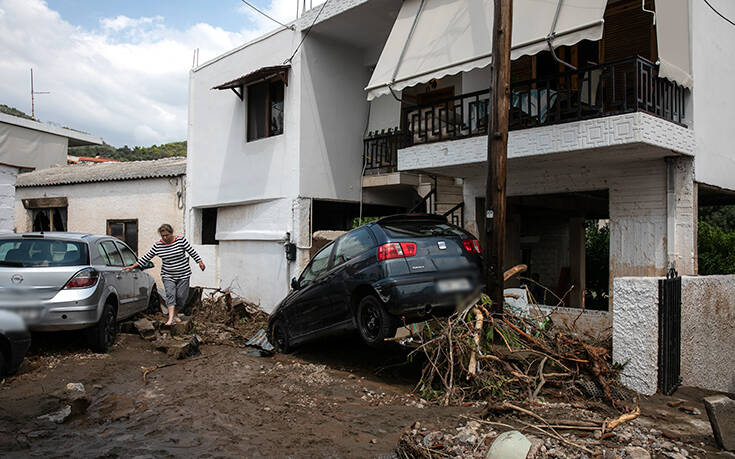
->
xmin=658 ymin=268 xmax=682 ymax=395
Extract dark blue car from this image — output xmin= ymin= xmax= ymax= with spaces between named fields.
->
xmin=268 ymin=214 xmax=483 ymax=351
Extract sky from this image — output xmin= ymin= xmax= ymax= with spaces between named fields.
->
xmin=0 ymin=0 xmax=306 ymax=147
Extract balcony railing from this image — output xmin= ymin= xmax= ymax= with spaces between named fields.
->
xmin=363 ymin=56 xmax=689 ymax=172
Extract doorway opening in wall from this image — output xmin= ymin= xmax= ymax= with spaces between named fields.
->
xmin=107 ymin=219 xmax=138 ymax=253
xmin=495 ymin=190 xmax=609 ymax=310
xmin=201 ymin=208 xmax=219 ymax=245
xmin=312 ymin=199 xmax=406 ymax=231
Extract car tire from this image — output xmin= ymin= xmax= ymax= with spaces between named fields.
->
xmin=0 ymin=350 xmax=5 ymax=376
xmin=147 ymin=285 xmax=161 ymax=314
xmin=356 ymin=295 xmax=397 ymax=347
xmin=269 ymin=320 xmax=291 ymax=354
xmin=88 ymin=302 xmax=117 ymax=353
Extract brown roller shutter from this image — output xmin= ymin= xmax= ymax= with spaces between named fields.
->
xmin=602 ymin=0 xmax=657 ymax=62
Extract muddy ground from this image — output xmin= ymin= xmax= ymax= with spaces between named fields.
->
xmin=0 ymin=326 xmax=730 ymax=458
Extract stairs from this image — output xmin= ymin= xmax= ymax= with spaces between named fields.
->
xmin=414 ymin=174 xmax=465 ymax=226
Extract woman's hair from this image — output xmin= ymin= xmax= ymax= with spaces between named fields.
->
xmin=158 ymin=223 xmax=174 ymax=234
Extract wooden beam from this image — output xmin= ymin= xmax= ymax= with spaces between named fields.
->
xmin=22 ymin=197 xmax=68 ymax=209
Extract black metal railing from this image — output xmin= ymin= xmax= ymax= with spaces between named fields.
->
xmin=658 ymin=268 xmax=682 ymax=395
xmin=393 ymin=55 xmax=687 ymax=148
xmin=363 ymin=128 xmax=409 ymax=174
xmin=443 ymin=202 xmax=464 ymax=227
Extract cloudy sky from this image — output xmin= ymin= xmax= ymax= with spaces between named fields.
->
xmin=0 ymin=0 xmax=306 ymax=147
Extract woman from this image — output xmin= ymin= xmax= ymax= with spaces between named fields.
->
xmin=124 ymin=224 xmax=205 ymax=326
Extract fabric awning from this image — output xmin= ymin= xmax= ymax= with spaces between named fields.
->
xmin=366 ymin=0 xmax=608 ymax=100
xmin=655 ymin=0 xmax=692 ymax=88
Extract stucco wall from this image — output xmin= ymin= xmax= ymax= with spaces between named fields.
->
xmin=0 ymin=122 xmax=68 ymax=170
xmin=690 ymin=0 xmax=735 ymax=191
xmin=612 ymin=276 xmax=660 ymax=396
xmin=14 ymin=177 xmax=185 ymax=286
xmin=0 ymin=165 xmax=17 ymax=232
xmin=680 ymin=275 xmax=735 ymax=393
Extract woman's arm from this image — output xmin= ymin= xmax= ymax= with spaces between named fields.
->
xmin=124 ymin=245 xmax=157 ymax=271
xmin=181 ymin=238 xmax=206 ymax=271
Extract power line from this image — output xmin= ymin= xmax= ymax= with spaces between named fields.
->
xmin=240 ymin=0 xmax=294 ymax=30
xmin=702 ymin=0 xmax=735 ymax=27
xmin=284 ymin=0 xmax=330 ymax=64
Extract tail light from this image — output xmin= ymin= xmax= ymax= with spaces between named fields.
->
xmin=64 ymin=268 xmax=99 ymax=289
xmin=378 ymin=242 xmax=417 ymax=261
xmin=463 ymin=239 xmax=482 ymax=254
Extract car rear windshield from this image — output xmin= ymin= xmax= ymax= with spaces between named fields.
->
xmin=379 ymin=220 xmax=467 ymax=238
xmin=0 ymin=239 xmax=89 ymax=267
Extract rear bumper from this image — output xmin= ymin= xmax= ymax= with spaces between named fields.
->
xmin=373 ymin=270 xmax=481 ymax=319
xmin=0 ymin=287 xmax=103 ymax=331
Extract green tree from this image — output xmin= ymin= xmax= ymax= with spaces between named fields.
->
xmin=585 ymin=220 xmax=609 ymax=310
xmin=698 ymin=220 xmax=735 ymax=275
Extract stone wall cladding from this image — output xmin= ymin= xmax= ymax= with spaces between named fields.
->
xmin=612 ymin=276 xmax=660 ymax=396
xmin=398 ymin=112 xmax=695 ymax=172
xmin=680 ymin=275 xmax=735 ymax=393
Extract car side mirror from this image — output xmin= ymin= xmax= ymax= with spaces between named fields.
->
xmin=141 ymin=261 xmax=154 ymax=270
xmin=291 ymin=277 xmax=300 ymax=290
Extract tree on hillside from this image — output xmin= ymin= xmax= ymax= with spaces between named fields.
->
xmin=0 ymin=104 xmax=34 ymax=121
xmin=69 ymin=141 xmax=187 ymax=161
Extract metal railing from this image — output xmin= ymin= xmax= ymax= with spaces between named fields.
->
xmin=363 ymin=128 xmax=409 ymax=174
xmin=658 ymin=268 xmax=682 ymax=396
xmin=443 ymin=202 xmax=464 ymax=227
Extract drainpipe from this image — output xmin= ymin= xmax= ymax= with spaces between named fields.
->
xmin=666 ymin=157 xmax=677 ymax=271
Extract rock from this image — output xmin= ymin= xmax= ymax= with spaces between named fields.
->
xmin=65 ymin=383 xmax=84 ymax=392
xmin=134 ymin=318 xmax=157 ymax=340
xmin=155 ymin=335 xmax=200 ymax=359
xmin=63 ymin=383 xmax=90 ymax=415
xmin=678 ymin=406 xmax=701 ymax=416
xmin=703 ymin=394 xmax=735 ymax=451
xmin=625 ymin=446 xmax=651 ymax=459
xmin=170 ymin=316 xmax=193 ymax=336
xmin=37 ymin=405 xmax=72 ymax=424
xmin=486 ymin=431 xmax=531 ymax=459
xmin=370 ymin=438 xmax=377 ymax=444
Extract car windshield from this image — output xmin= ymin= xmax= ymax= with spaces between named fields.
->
xmin=380 ymin=220 xmax=467 ymax=238
xmin=0 ymin=239 xmax=89 ymax=267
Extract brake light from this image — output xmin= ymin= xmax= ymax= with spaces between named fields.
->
xmin=64 ymin=268 xmax=99 ymax=289
xmin=463 ymin=239 xmax=482 ymax=254
xmin=377 ymin=242 xmax=417 ymax=261
xmin=22 ymin=234 xmax=44 ymax=238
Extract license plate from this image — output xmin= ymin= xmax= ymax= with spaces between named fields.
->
xmin=437 ymin=278 xmax=471 ymax=293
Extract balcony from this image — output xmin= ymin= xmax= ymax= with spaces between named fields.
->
xmin=363 ymin=56 xmax=688 ymax=172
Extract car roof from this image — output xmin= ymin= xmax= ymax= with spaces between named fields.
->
xmin=0 ymin=232 xmax=106 ymax=242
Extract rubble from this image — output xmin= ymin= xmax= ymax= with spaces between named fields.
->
xmin=133 ymin=318 xmax=157 ymax=340
xmin=155 ymin=335 xmax=200 ymax=360
xmin=170 ymin=316 xmax=193 ymax=336
xmin=62 ymin=382 xmax=90 ymax=415
xmin=37 ymin=405 xmax=71 ymax=424
xmin=486 ymin=430 xmax=531 ymax=459
xmin=188 ymin=289 xmax=269 ymax=346
xmin=703 ymin=394 xmax=735 ymax=451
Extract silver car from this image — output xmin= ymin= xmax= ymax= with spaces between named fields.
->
xmin=0 ymin=233 xmax=158 ymax=352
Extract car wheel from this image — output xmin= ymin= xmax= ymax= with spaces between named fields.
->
xmin=88 ymin=302 xmax=117 ymax=353
xmin=357 ymin=295 xmax=397 ymax=347
xmin=147 ymin=285 xmax=161 ymax=314
xmin=270 ymin=320 xmax=291 ymax=353
xmin=0 ymin=351 xmax=5 ymax=376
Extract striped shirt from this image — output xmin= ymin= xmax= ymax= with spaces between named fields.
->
xmin=139 ymin=236 xmax=202 ymax=280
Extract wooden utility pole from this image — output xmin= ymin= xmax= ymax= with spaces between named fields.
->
xmin=485 ymin=0 xmax=513 ymax=314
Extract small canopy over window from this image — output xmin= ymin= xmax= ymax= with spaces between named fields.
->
xmin=212 ymin=65 xmax=290 ymax=99
xmin=365 ymin=0 xmax=608 ymax=101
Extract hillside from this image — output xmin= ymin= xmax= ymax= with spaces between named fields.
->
xmin=0 ymin=104 xmax=34 ymax=121
xmin=69 ymin=141 xmax=187 ymax=161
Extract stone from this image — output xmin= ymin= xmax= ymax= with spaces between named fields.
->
xmin=63 ymin=383 xmax=90 ymax=415
xmin=170 ymin=316 xmax=193 ymax=336
xmin=134 ymin=318 xmax=157 ymax=340
xmin=703 ymin=394 xmax=735 ymax=451
xmin=37 ymin=405 xmax=72 ymax=424
xmin=625 ymin=446 xmax=651 ymax=459
xmin=486 ymin=431 xmax=531 ymax=459
xmin=155 ymin=335 xmax=200 ymax=359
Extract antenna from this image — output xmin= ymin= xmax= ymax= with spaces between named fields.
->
xmin=30 ymin=68 xmax=50 ymax=119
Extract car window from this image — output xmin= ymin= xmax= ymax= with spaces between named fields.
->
xmin=333 ymin=228 xmax=376 ymax=267
xmin=99 ymin=240 xmax=124 ymax=267
xmin=380 ymin=220 xmax=467 ymax=238
xmin=299 ymin=243 xmax=334 ymax=287
xmin=115 ymin=241 xmax=138 ymax=266
xmin=0 ymin=239 xmax=88 ymax=267
xmin=97 ymin=243 xmax=111 ymax=265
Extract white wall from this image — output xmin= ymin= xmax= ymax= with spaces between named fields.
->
xmin=299 ymin=35 xmax=370 ymax=202
xmin=14 ymin=177 xmax=185 ymax=286
xmin=690 ymin=0 xmax=735 ymax=191
xmin=187 ymin=28 xmax=301 ymax=208
xmin=0 ymin=122 xmax=67 ymax=170
xmin=0 ymin=165 xmax=17 ymax=232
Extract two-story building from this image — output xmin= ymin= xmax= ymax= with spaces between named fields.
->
xmin=186 ymin=0 xmax=735 ymax=313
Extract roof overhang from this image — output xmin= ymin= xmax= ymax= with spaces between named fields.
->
xmin=366 ymin=0 xmax=608 ymax=101
xmin=0 ymin=112 xmax=102 ymax=147
xmin=212 ymin=65 xmax=290 ymax=100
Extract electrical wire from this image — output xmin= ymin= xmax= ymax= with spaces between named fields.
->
xmin=284 ymin=0 xmax=330 ymax=64
xmin=702 ymin=0 xmax=735 ymax=27
xmin=240 ymin=0 xmax=295 ymax=30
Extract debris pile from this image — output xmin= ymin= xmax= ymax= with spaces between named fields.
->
xmin=190 ymin=289 xmax=270 ymax=346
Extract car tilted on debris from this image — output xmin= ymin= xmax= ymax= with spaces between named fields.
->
xmin=0 ymin=233 xmax=159 ymax=353
xmin=268 ymin=214 xmax=483 ymax=352
xmin=0 ymin=310 xmax=31 ymax=375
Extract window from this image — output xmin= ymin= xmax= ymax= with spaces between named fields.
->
xmin=299 ymin=243 xmax=334 ymax=288
xmin=107 ymin=219 xmax=138 ymax=253
xmin=0 ymin=239 xmax=88 ymax=267
xmin=115 ymin=241 xmax=138 ymax=266
xmin=202 ymin=208 xmax=218 ymax=245
xmin=247 ymin=79 xmax=284 ymax=141
xmin=31 ymin=208 xmax=67 ymax=232
xmin=333 ymin=228 xmax=376 ymax=267
xmin=99 ymin=240 xmax=123 ymax=266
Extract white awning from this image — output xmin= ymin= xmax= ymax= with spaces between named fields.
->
xmin=655 ymin=0 xmax=692 ymax=88
xmin=366 ymin=0 xmax=608 ymax=100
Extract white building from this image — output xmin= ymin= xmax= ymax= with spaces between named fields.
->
xmin=186 ymin=0 xmax=735 ymax=313
xmin=0 ymin=112 xmax=102 ymax=232
xmin=14 ymin=157 xmax=187 ymax=286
